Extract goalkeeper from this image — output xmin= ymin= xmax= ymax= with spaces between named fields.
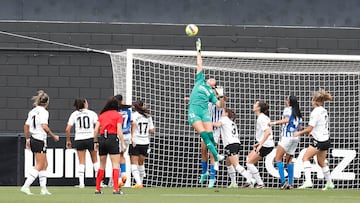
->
xmin=188 ymin=38 xmax=225 ymax=171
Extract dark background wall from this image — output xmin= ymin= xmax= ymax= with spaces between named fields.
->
xmin=1 ymin=0 xmax=360 ymax=27
xmin=1 ymin=0 xmax=360 ymax=133
xmin=2 ymin=21 xmax=360 ymax=133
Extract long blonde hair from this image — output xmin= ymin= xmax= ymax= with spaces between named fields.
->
xmin=32 ymin=90 xmax=49 ymax=107
xmin=312 ymin=88 xmax=332 ymax=106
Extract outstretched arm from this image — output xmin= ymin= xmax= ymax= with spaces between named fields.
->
xmin=196 ymin=38 xmax=203 ymax=74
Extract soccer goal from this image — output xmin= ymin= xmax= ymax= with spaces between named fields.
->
xmin=110 ymin=49 xmax=360 ymax=189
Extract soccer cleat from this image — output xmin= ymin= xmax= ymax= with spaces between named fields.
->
xmin=196 ymin=38 xmax=201 ymax=52
xmin=208 ymin=179 xmax=216 ymax=188
xmin=217 ymin=154 xmax=225 ymax=162
xmin=40 ymin=188 xmax=52 ymax=195
xmin=227 ymin=182 xmax=238 ymax=188
xmin=298 ymin=180 xmax=313 ymax=189
xmin=119 ymin=176 xmax=127 ymax=188
xmin=199 ymin=171 xmax=209 ymax=184
xmin=280 ymin=182 xmax=288 ymax=190
xmin=132 ymin=184 xmax=144 ymax=189
xmin=255 ymin=184 xmax=265 ymax=189
xmin=286 ymin=184 xmax=294 ymax=190
xmin=241 ymin=182 xmax=252 ymax=188
xmin=100 ymin=181 xmax=107 ymax=188
xmin=113 ymin=190 xmax=124 ymax=195
xmin=94 ymin=190 xmax=103 ymax=194
xmin=75 ymin=184 xmax=85 ymax=188
xmin=322 ymin=182 xmax=335 ymax=191
xmin=20 ymin=187 xmax=34 ymax=195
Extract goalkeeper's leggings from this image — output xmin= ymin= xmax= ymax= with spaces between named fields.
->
xmin=200 ymin=131 xmax=219 ymax=161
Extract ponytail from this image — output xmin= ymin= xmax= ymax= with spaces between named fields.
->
xmin=32 ymin=90 xmax=49 ymax=107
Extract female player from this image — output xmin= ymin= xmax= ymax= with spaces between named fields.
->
xmin=107 ymin=94 xmax=132 ymax=187
xmin=294 ymin=89 xmax=334 ymax=190
xmin=188 ymin=38 xmax=225 ymax=172
xmin=93 ymin=96 xmax=126 ymax=195
xmin=213 ymin=108 xmax=253 ymax=188
xmin=65 ymin=98 xmax=99 ymax=188
xmin=199 ymin=102 xmax=223 ymax=188
xmin=246 ymin=100 xmax=274 ymax=188
xmin=129 ymin=100 xmax=155 ymax=188
xmin=21 ymin=90 xmax=59 ymax=195
xmin=269 ymin=95 xmax=302 ymax=189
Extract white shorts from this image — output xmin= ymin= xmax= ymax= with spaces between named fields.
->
xmin=213 ymin=128 xmax=221 ymax=144
xmin=278 ymin=136 xmax=299 ymax=155
xmin=119 ymin=133 xmax=131 ymax=151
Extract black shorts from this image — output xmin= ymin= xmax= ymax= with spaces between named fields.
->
xmin=225 ymin=143 xmax=241 ymax=156
xmin=30 ymin=137 xmax=46 ymax=153
xmin=129 ymin=144 xmax=149 ymax=156
xmin=74 ymin=138 xmax=94 ymax=151
xmin=310 ymin=139 xmax=331 ymax=151
xmin=98 ymin=134 xmax=120 ymax=156
xmin=259 ymin=146 xmax=273 ymax=158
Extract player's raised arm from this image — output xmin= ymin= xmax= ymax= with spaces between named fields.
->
xmin=196 ymin=38 xmax=203 ymax=74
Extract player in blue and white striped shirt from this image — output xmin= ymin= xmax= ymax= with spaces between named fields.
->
xmin=199 ymin=102 xmax=223 ymax=188
xmin=106 ymin=95 xmax=132 ymax=188
xmin=269 ymin=95 xmax=302 ymax=189
xmin=115 ymin=94 xmax=132 ymax=187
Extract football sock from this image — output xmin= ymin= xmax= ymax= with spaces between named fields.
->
xmin=78 ymin=164 xmax=85 ymax=186
xmin=227 ymin=165 xmax=236 ymax=183
xmin=287 ymin=163 xmax=294 ymax=185
xmin=200 ymin=132 xmax=218 ymax=161
xmin=303 ymin=161 xmax=312 ymax=182
xmin=322 ymin=166 xmax=332 ymax=184
xmin=247 ymin=163 xmax=263 ymax=185
xmin=112 ymin=168 xmax=119 ymax=191
xmin=39 ymin=170 xmax=47 ymax=189
xmin=276 ymin=162 xmax=285 ymax=184
xmin=139 ymin=165 xmax=146 ymax=183
xmin=201 ymin=160 xmax=208 ymax=174
xmin=209 ymin=164 xmax=216 ymax=180
xmin=235 ymin=164 xmax=252 ymax=182
xmin=23 ymin=168 xmax=39 ymax=187
xmin=120 ymin=163 xmax=126 ymax=174
xmin=96 ymin=169 xmax=105 ymax=191
xmin=131 ymin=164 xmax=141 ymax=185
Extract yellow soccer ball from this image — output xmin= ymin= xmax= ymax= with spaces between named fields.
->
xmin=185 ymin=24 xmax=198 ymax=37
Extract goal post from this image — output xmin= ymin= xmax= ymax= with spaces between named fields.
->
xmin=110 ymin=49 xmax=360 ymax=189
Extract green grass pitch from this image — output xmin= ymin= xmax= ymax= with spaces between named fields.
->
xmin=0 ymin=186 xmax=359 ymax=203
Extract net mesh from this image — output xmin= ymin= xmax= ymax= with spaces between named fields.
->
xmin=110 ymin=50 xmax=360 ymax=189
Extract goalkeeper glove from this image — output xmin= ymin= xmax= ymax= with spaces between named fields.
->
xmin=196 ymin=38 xmax=201 ymax=53
xmin=215 ymin=86 xmax=224 ymax=97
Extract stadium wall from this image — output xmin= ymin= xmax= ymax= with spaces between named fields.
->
xmin=1 ymin=21 xmax=360 ymax=185
xmin=1 ymin=0 xmax=360 ymax=27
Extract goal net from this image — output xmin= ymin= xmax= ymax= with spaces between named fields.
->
xmin=110 ymin=49 xmax=359 ymax=189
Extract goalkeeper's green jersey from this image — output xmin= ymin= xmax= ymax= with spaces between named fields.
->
xmin=189 ymin=70 xmax=218 ymax=109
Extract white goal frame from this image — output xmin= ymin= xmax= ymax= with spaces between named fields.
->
xmin=111 ymin=49 xmax=360 ymax=189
